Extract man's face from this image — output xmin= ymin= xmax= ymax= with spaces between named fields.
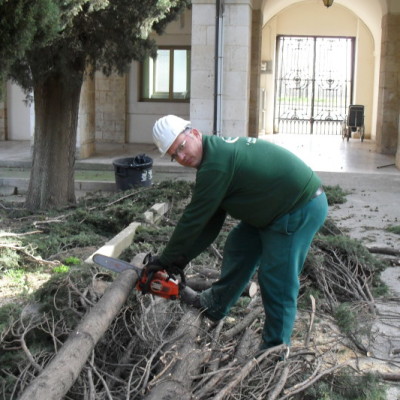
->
xmin=167 ymin=129 xmax=203 ymax=168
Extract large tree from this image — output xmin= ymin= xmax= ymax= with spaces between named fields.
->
xmin=1 ymin=0 xmax=189 ymax=210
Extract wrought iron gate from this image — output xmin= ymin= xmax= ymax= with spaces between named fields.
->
xmin=274 ymin=36 xmax=354 ymax=135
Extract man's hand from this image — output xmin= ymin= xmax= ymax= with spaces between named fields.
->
xmin=142 ymin=253 xmax=187 ymax=288
xmin=142 ymin=254 xmax=165 ymax=275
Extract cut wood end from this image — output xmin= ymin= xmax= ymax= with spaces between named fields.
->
xmin=248 ymin=282 xmax=258 ymax=298
xmin=131 ymin=252 xmax=147 ymax=266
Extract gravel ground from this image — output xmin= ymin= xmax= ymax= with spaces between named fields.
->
xmin=319 ymin=171 xmax=400 ymax=400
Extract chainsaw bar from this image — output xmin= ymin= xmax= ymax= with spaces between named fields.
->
xmin=93 ymin=253 xmax=181 ymax=300
xmin=93 ymin=253 xmax=142 ymax=275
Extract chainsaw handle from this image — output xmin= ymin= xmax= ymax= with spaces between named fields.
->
xmin=138 ymin=270 xmax=155 ymax=295
xmin=137 ymin=269 xmax=180 ymax=300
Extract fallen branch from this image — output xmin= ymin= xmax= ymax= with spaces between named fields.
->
xmin=93 ymin=186 xmax=154 ymax=210
xmin=379 ymin=372 xmax=400 ymax=382
xmin=268 ymin=364 xmax=290 ymax=400
xmin=0 ymin=243 xmax=60 ymax=266
xmin=0 ymin=230 xmax=42 ymax=238
xmin=304 ymin=294 xmax=316 ymax=347
xmin=222 ymin=306 xmax=263 ymax=341
xmin=212 ymin=344 xmax=287 ymax=400
xmin=368 ymin=247 xmax=400 ymax=257
xmin=280 ymin=361 xmax=349 ymax=400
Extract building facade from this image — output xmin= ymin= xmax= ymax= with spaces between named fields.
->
xmin=1 ymin=0 xmax=400 ymax=168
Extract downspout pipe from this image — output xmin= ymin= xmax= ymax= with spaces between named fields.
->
xmin=213 ymin=0 xmax=224 ymax=135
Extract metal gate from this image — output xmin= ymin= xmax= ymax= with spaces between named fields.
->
xmin=274 ymin=36 xmax=354 ymax=135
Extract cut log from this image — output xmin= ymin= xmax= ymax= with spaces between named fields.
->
xmin=143 ymin=309 xmax=203 ymax=400
xmin=19 ymin=268 xmax=138 ymax=400
xmin=187 ymin=276 xmax=258 ymax=298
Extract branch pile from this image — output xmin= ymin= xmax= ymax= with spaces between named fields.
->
xmin=0 ymin=183 xmax=396 ymax=399
xmin=1 ymin=235 xmax=392 ymax=399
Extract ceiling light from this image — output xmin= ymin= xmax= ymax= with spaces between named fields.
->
xmin=323 ymin=0 xmax=334 ymax=7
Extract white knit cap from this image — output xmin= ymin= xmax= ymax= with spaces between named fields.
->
xmin=152 ymin=115 xmax=191 ymax=156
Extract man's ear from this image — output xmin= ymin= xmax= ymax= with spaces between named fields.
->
xmin=191 ymin=128 xmax=201 ymax=137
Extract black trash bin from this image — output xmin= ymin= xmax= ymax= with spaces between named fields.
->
xmin=113 ymin=154 xmax=153 ymax=191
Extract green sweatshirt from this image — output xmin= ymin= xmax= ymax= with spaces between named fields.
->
xmin=160 ymin=135 xmax=321 ymax=266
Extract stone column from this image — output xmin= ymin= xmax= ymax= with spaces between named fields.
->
xmin=375 ymin=13 xmax=400 ymax=162
xmin=190 ymin=0 xmax=253 ymax=137
xmin=223 ymin=0 xmax=252 ymax=136
xmin=190 ymin=0 xmax=216 ymax=134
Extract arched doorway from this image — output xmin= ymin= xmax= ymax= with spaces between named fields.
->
xmin=260 ymin=1 xmax=377 ymax=140
xmin=274 ymin=35 xmax=354 ymax=135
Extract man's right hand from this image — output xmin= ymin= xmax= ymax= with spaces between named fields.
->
xmin=142 ymin=253 xmax=186 ymax=287
xmin=142 ymin=254 xmax=165 ymax=275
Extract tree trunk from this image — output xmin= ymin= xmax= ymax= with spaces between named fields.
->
xmin=19 ymin=268 xmax=138 ymax=400
xmin=25 ymin=73 xmax=83 ymax=210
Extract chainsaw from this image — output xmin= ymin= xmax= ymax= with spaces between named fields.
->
xmin=93 ymin=253 xmax=181 ymax=300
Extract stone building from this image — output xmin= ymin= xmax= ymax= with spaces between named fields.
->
xmin=1 ymin=0 xmax=400 ymax=168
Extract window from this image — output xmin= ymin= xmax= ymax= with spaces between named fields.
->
xmin=140 ymin=47 xmax=191 ymax=102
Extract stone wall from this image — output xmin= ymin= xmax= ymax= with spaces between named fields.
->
xmin=0 ymin=85 xmax=7 ymax=140
xmin=376 ymin=13 xmax=400 ymax=156
xmin=95 ymin=72 xmax=126 ymax=143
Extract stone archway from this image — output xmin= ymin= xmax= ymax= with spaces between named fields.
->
xmin=260 ymin=0 xmax=399 ymax=167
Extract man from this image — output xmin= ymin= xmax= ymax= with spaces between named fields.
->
xmin=146 ymin=114 xmax=328 ymax=352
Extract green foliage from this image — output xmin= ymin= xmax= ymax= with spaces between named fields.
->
xmin=123 ymin=225 xmax=173 ymax=261
xmin=316 ymin=234 xmax=387 ymax=276
xmin=2 ymin=0 xmax=190 ymax=92
xmin=25 ymin=225 xmax=103 ymax=260
xmin=63 ymin=256 xmax=81 ymax=265
xmin=4 ymin=268 xmax=26 ymax=284
xmin=33 ymin=264 xmax=94 ymax=318
xmin=0 ymin=243 xmax=21 ymax=270
xmin=304 ymin=368 xmax=386 ymax=400
xmin=334 ymin=303 xmax=359 ymax=336
xmin=0 ymin=0 xmax=60 ymax=96
xmin=319 ymin=217 xmax=345 ymax=236
xmin=0 ymin=181 xmax=195 ymax=270
xmin=323 ymin=184 xmax=349 ymax=205
xmin=386 ymin=225 xmax=400 ymax=235
xmin=298 ymin=286 xmax=322 ymax=310
xmin=0 ymin=302 xmax=23 ymax=333
xmin=53 ymin=264 xmax=70 ymax=274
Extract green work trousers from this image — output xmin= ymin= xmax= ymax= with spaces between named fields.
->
xmin=200 ymin=192 xmax=328 ymax=349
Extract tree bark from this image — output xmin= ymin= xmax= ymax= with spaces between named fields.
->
xmin=143 ymin=309 xmax=203 ymax=400
xmin=19 ymin=268 xmax=138 ymax=400
xmin=25 ymin=73 xmax=83 ymax=210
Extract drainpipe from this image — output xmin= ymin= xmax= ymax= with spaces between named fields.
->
xmin=213 ymin=0 xmax=224 ymax=135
